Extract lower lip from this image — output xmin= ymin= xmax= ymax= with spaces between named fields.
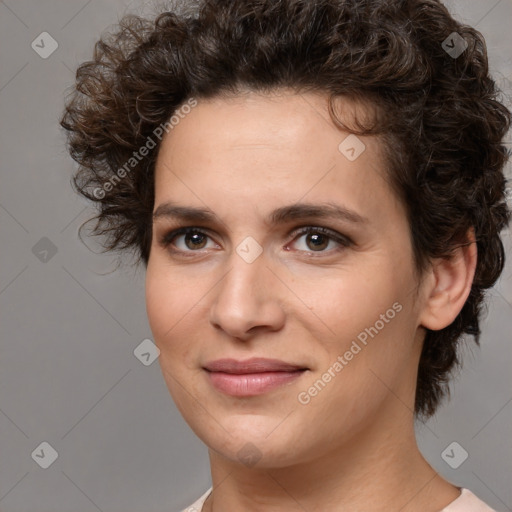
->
xmin=205 ymin=370 xmax=306 ymax=396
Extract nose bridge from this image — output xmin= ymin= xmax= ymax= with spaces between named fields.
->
xmin=217 ymin=244 xmax=268 ymax=314
xmin=221 ymin=233 xmax=267 ymax=297
xmin=209 ymin=240 xmax=284 ymax=338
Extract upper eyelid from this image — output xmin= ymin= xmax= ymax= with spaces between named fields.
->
xmin=159 ymin=225 xmax=350 ymax=248
xmin=161 ymin=225 xmax=342 ymax=238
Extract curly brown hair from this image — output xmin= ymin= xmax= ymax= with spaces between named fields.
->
xmin=60 ymin=0 xmax=511 ymax=418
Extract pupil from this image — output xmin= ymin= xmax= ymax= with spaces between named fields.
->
xmin=308 ymin=233 xmax=327 ymax=250
xmin=186 ymin=232 xmax=206 ymax=249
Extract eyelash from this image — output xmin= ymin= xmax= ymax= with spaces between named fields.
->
xmin=158 ymin=226 xmax=353 ymax=257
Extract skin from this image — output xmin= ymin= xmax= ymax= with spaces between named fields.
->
xmin=145 ymin=89 xmax=477 ymax=511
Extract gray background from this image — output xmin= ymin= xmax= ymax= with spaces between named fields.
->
xmin=0 ymin=0 xmax=511 ymax=511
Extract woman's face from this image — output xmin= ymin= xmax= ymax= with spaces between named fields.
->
xmin=146 ymin=90 xmax=429 ymax=468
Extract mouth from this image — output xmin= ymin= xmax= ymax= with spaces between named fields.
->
xmin=203 ymin=357 xmax=309 ymax=397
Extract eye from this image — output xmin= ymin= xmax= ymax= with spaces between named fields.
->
xmin=159 ymin=227 xmax=218 ymax=253
xmin=158 ymin=225 xmax=352 ymax=256
xmin=288 ymin=226 xmax=352 ymax=254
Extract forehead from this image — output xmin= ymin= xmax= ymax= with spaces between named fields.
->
xmin=153 ymin=90 xmax=402 ymax=228
xmin=162 ymin=91 xmax=335 ymax=159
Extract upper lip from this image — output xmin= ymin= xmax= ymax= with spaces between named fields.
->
xmin=203 ymin=357 xmax=307 ymax=374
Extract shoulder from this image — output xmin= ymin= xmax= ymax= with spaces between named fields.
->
xmin=441 ymin=488 xmax=497 ymax=512
xmin=179 ymin=487 xmax=497 ymax=512
xmin=180 ymin=487 xmax=212 ymax=512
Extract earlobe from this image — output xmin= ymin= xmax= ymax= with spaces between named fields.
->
xmin=419 ymin=228 xmax=478 ymax=331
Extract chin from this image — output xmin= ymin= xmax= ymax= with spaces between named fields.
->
xmin=199 ymin=415 xmax=312 ymax=467
xmin=209 ymin=436 xmax=301 ymax=469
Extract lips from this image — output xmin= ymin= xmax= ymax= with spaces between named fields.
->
xmin=203 ymin=357 xmax=307 ymax=374
xmin=203 ymin=358 xmax=308 ymax=396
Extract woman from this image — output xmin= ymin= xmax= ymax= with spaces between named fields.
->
xmin=60 ymin=0 xmax=510 ymax=510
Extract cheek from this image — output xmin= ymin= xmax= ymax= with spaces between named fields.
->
xmin=290 ymin=261 xmax=416 ymax=389
xmin=145 ymin=266 xmax=171 ymax=342
xmin=145 ymin=260 xmax=212 ymax=378
xmin=145 ymin=264 xmax=204 ymax=408
xmin=285 ymin=261 xmax=404 ymax=341
xmin=145 ymin=262 xmax=191 ymax=355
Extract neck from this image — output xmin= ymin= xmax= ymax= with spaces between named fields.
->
xmin=203 ymin=399 xmax=459 ymax=512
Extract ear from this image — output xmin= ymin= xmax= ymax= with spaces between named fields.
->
xmin=419 ymin=228 xmax=478 ymax=331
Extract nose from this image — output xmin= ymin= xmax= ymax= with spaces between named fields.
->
xmin=209 ymin=249 xmax=286 ymax=342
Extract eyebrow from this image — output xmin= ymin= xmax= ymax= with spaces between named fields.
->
xmin=152 ymin=201 xmax=368 ymax=226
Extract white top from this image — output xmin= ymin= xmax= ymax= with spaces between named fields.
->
xmin=180 ymin=487 xmax=497 ymax=512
